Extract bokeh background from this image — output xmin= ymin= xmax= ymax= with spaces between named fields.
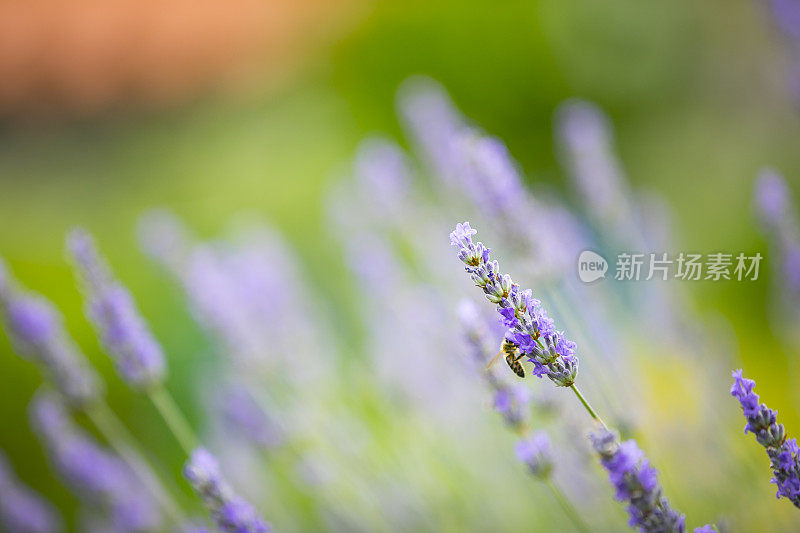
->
xmin=1 ymin=0 xmax=799 ymax=531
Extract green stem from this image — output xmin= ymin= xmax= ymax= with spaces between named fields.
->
xmin=85 ymin=400 xmax=185 ymax=524
xmin=544 ymin=478 xmax=591 ymax=533
xmin=147 ymin=385 xmax=199 ymax=456
xmin=570 ymin=384 xmax=608 ymax=430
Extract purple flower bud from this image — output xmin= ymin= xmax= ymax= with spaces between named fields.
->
xmin=755 ymin=168 xmax=793 ymax=229
xmin=753 ymin=169 xmax=800 ymax=311
xmin=591 ymin=427 xmax=686 ymax=532
xmin=396 ymin=76 xmax=464 ymax=184
xmin=454 ymin=132 xmax=527 ymax=216
xmin=0 ymin=486 xmax=62 ymax=533
xmin=0 ymin=449 xmax=62 ymax=533
xmin=219 ymin=499 xmax=269 ymax=533
xmin=30 ymin=392 xmax=161 ymax=531
xmin=556 ymin=100 xmax=630 ymax=226
xmin=137 ymin=209 xmax=192 ymax=270
xmin=515 ymin=431 xmax=553 ymax=478
xmin=731 ymin=370 xmax=800 ymax=507
xmin=220 ymin=387 xmax=283 ymax=449
xmin=768 ymin=0 xmax=800 ymax=44
xmin=492 ymin=385 xmax=531 ymax=427
xmin=184 ymin=448 xmax=270 ymax=533
xmin=139 ymin=213 xmax=314 ymax=374
xmin=0 ymin=274 xmax=102 ymax=406
xmin=5 ymin=296 xmax=57 ymax=348
xmin=354 ymin=137 xmax=412 ymax=217
xmin=68 ymin=228 xmax=166 ymax=389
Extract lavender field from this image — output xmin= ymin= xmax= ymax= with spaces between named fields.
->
xmin=1 ymin=1 xmax=799 ymax=532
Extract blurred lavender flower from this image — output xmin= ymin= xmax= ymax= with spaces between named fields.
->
xmin=0 ymin=260 xmax=102 ymax=406
xmin=399 ymin=79 xmax=579 ymax=280
xmin=492 ymin=385 xmax=531 ymax=428
xmin=0 ymin=449 xmax=62 ymax=533
xmin=450 ymin=222 xmax=578 ymax=386
xmin=396 ymin=76 xmax=465 ymax=184
xmin=515 ymin=432 xmax=553 ymax=479
xmin=556 ymin=100 xmax=632 ymax=232
xmin=557 ymin=99 xmax=698 ymax=349
xmin=219 ymin=386 xmax=283 ymax=450
xmin=181 ymin=243 xmax=263 ymax=362
xmin=135 ymin=209 xmax=192 ymax=272
xmin=458 ymin=299 xmax=533 ymax=430
xmin=353 ymin=137 xmax=413 ymax=220
xmin=67 ymin=228 xmax=166 ymax=389
xmin=179 ymin=521 xmax=212 ymax=533
xmin=139 ymin=211 xmax=330 ymax=383
xmin=731 ymin=370 xmax=800 ymax=507
xmin=591 ymin=428 xmax=686 ymax=532
xmin=30 ymin=391 xmax=162 ymax=532
xmin=755 ymin=169 xmax=795 ymax=229
xmin=770 ymin=0 xmax=800 ymax=43
xmin=451 ymin=130 xmax=578 ymax=279
xmin=346 ymin=231 xmax=469 ymax=413
xmin=754 ymin=169 xmax=800 ymax=297
xmin=766 ymin=0 xmax=800 ymax=103
xmin=184 ymin=448 xmax=270 ymax=533
xmin=455 ymin=131 xmax=528 ymax=217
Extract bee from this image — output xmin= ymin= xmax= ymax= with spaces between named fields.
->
xmin=486 ymin=338 xmax=526 ymax=378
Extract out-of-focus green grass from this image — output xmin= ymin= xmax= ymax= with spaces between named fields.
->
xmin=1 ymin=0 xmax=800 ymax=529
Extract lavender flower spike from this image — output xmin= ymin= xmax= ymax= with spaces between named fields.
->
xmin=0 ymin=260 xmax=102 ymax=406
xmin=731 ymin=369 xmax=800 ymax=508
xmin=184 ymin=448 xmax=270 ymax=533
xmin=0 ymin=449 xmax=62 ymax=533
xmin=591 ymin=428 xmax=686 ymax=532
xmin=67 ymin=228 xmax=166 ymax=389
xmin=30 ymin=391 xmax=162 ymax=532
xmin=515 ymin=431 xmax=553 ymax=479
xmin=754 ymin=168 xmax=794 ymax=229
xmin=450 ymin=222 xmax=578 ymax=386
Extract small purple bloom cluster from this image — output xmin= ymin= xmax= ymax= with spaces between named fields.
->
xmin=184 ymin=448 xmax=270 ymax=533
xmin=556 ymin=99 xmax=630 ymax=228
xmin=515 ymin=431 xmax=553 ymax=479
xmin=458 ymin=299 xmax=532 ymax=431
xmin=0 ymin=265 xmax=101 ymax=406
xmin=591 ymin=428 xmax=686 ymax=532
xmin=220 ymin=386 xmax=283 ymax=450
xmin=492 ymin=385 xmax=532 ymax=429
xmin=754 ymin=170 xmax=800 ymax=299
xmin=450 ymin=222 xmax=578 ymax=386
xmin=731 ymin=369 xmax=800 ymax=507
xmin=459 ymin=299 xmax=561 ymax=490
xmin=31 ymin=392 xmax=161 ymax=532
xmin=0 ymin=448 xmax=62 ymax=533
xmin=755 ymin=169 xmax=794 ymax=229
xmin=68 ymin=228 xmax=166 ymax=389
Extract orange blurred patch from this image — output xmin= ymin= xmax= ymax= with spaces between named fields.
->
xmin=0 ymin=0 xmax=360 ymax=116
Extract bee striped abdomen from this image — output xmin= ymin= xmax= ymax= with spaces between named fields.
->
xmin=506 ymin=353 xmax=526 ymax=378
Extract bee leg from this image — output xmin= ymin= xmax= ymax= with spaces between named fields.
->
xmin=485 ymin=350 xmax=504 ymax=370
